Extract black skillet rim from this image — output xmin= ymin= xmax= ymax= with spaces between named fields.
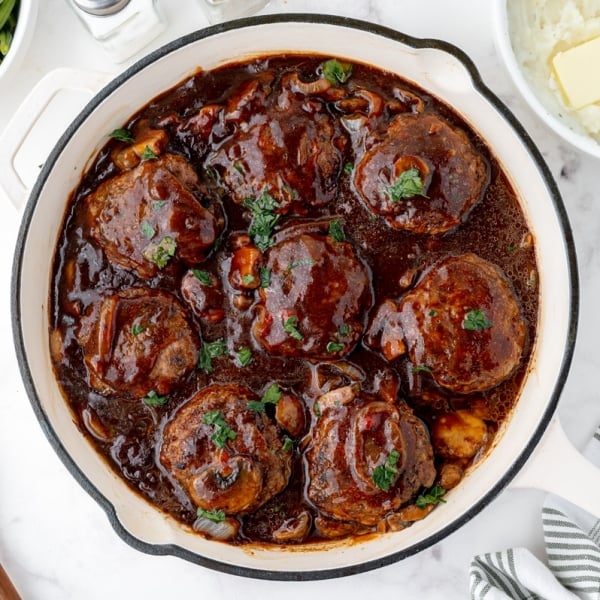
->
xmin=11 ymin=13 xmax=579 ymax=581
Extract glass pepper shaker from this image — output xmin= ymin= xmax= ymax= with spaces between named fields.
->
xmin=67 ymin=0 xmax=167 ymax=63
xmin=198 ymin=0 xmax=270 ymax=24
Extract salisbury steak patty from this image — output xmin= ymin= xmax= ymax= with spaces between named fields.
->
xmin=305 ymin=384 xmax=435 ymax=526
xmin=252 ymin=225 xmax=372 ymax=359
xmin=354 ymin=113 xmax=489 ymax=234
xmin=160 ymin=384 xmax=292 ymax=515
xmin=77 ymin=287 xmax=199 ymax=398
xmin=84 ymin=153 xmax=223 ymax=278
xmin=397 ymin=253 xmax=528 ymax=394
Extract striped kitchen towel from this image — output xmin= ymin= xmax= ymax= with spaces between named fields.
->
xmin=470 ymin=426 xmax=600 ymax=600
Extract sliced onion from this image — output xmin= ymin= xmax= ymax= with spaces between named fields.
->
xmin=193 ymin=515 xmax=240 ymax=541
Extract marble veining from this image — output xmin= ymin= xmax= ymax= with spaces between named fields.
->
xmin=1 ymin=0 xmax=599 ymax=598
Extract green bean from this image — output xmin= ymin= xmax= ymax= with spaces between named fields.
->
xmin=0 ymin=0 xmax=17 ymax=64
xmin=0 ymin=0 xmax=16 ymax=31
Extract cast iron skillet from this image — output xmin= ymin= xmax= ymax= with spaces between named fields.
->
xmin=10 ymin=14 xmax=578 ymax=580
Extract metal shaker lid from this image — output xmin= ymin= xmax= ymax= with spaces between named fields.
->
xmin=72 ymin=0 xmax=131 ymax=16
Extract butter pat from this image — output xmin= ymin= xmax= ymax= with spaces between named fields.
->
xmin=552 ymin=35 xmax=600 ymax=109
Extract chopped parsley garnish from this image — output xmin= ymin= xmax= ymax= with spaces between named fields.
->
xmin=152 ymin=200 xmax=167 ymax=210
xmin=142 ymin=390 xmax=168 ymax=407
xmin=326 ymin=341 xmax=345 ymax=353
xmin=247 ymin=400 xmax=266 ymax=413
xmin=415 ymin=485 xmax=447 ymax=508
xmin=283 ymin=315 xmax=304 ymax=341
xmin=338 ymin=323 xmax=351 ymax=337
xmin=140 ymin=220 xmax=156 ymax=240
xmin=344 ymin=162 xmax=354 ymax=175
xmin=203 ymin=410 xmax=236 ymax=448
xmin=235 ymin=346 xmax=253 ymax=367
xmin=313 ymin=402 xmax=321 ymax=417
xmin=508 ymin=244 xmax=517 ymax=253
xmin=386 ymin=168 xmax=427 ymax=202
xmin=247 ymin=383 xmax=282 ymax=413
xmin=372 ymin=449 xmax=400 ymax=492
xmin=322 ymin=58 xmax=353 ymax=85
xmin=196 ymin=507 xmax=226 ymax=522
xmin=462 ymin=309 xmax=493 ymax=331
xmin=192 ymin=269 xmax=212 ymax=286
xmin=143 ymin=236 xmax=176 ymax=268
xmin=429 ymin=310 xmax=437 ymax=317
xmin=244 ymin=191 xmax=281 ymax=252
xmin=262 ymin=383 xmax=282 ymax=405
xmin=132 ymin=324 xmax=145 ymax=336
xmin=233 ymin=162 xmax=245 ymax=174
xmin=328 ymin=219 xmax=346 ymax=242
xmin=259 ymin=266 xmax=271 ymax=288
xmin=242 ymin=273 xmax=256 ymax=285
xmin=198 ymin=338 xmax=228 ymax=373
xmin=412 ymin=365 xmax=433 ymax=374
xmin=109 ymin=128 xmax=134 ymax=143
xmin=282 ymin=436 xmax=294 ymax=452
xmin=286 ymin=258 xmax=317 ymax=271
xmin=140 ymin=145 xmax=158 ymax=161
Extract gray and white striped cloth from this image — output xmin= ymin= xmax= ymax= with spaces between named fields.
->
xmin=470 ymin=426 xmax=600 ymax=600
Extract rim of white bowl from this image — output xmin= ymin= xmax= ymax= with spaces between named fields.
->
xmin=0 ymin=0 xmax=39 ymax=81
xmin=492 ymin=0 xmax=600 ymax=159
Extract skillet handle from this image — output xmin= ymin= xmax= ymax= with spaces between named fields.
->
xmin=510 ymin=417 xmax=600 ymax=518
xmin=0 ymin=67 xmax=112 ymax=211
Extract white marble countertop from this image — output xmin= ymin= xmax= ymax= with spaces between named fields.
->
xmin=1 ymin=0 xmax=599 ymax=598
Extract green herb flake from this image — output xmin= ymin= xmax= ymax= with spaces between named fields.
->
xmin=109 ymin=128 xmax=135 ymax=143
xmin=326 ymin=341 xmax=345 ymax=354
xmin=140 ymin=145 xmax=158 ymax=161
xmin=198 ymin=339 xmax=228 ymax=373
xmin=344 ymin=162 xmax=354 ymax=175
xmin=322 ymin=58 xmax=353 ymax=85
xmin=244 ymin=191 xmax=281 ymax=252
xmin=262 ymin=383 xmax=282 ymax=405
xmin=286 ymin=258 xmax=317 ymax=271
xmin=386 ymin=168 xmax=428 ymax=202
xmin=132 ymin=324 xmax=146 ymax=336
xmin=415 ymin=485 xmax=447 ymax=509
xmin=203 ymin=410 xmax=236 ymax=448
xmin=242 ymin=273 xmax=256 ymax=285
xmin=142 ymin=390 xmax=168 ymax=407
xmin=338 ymin=323 xmax=351 ymax=337
xmin=328 ymin=219 xmax=346 ymax=242
xmin=462 ymin=309 xmax=493 ymax=331
xmin=282 ymin=436 xmax=294 ymax=452
xmin=372 ymin=449 xmax=400 ymax=492
xmin=283 ymin=315 xmax=304 ymax=341
xmin=259 ymin=266 xmax=271 ymax=288
xmin=412 ymin=365 xmax=433 ymax=374
xmin=235 ymin=346 xmax=253 ymax=367
xmin=140 ymin=220 xmax=156 ymax=240
xmin=196 ymin=507 xmax=226 ymax=522
xmin=507 ymin=244 xmax=517 ymax=253
xmin=152 ymin=200 xmax=167 ymax=211
xmin=233 ymin=162 xmax=245 ymax=174
xmin=143 ymin=236 xmax=177 ymax=269
xmin=192 ymin=269 xmax=212 ymax=286
xmin=313 ymin=402 xmax=321 ymax=418
xmin=247 ymin=400 xmax=266 ymax=413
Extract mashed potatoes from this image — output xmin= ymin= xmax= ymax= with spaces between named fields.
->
xmin=508 ymin=0 xmax=600 ymax=142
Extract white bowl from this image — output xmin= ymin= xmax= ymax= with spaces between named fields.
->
xmin=0 ymin=0 xmax=38 ymax=83
xmin=493 ymin=0 xmax=600 ymax=159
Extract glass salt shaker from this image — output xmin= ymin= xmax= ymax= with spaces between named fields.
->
xmin=67 ymin=0 xmax=167 ymax=63
xmin=198 ymin=0 xmax=270 ymax=24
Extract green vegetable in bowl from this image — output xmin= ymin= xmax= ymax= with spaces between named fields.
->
xmin=0 ymin=0 xmax=18 ymax=65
